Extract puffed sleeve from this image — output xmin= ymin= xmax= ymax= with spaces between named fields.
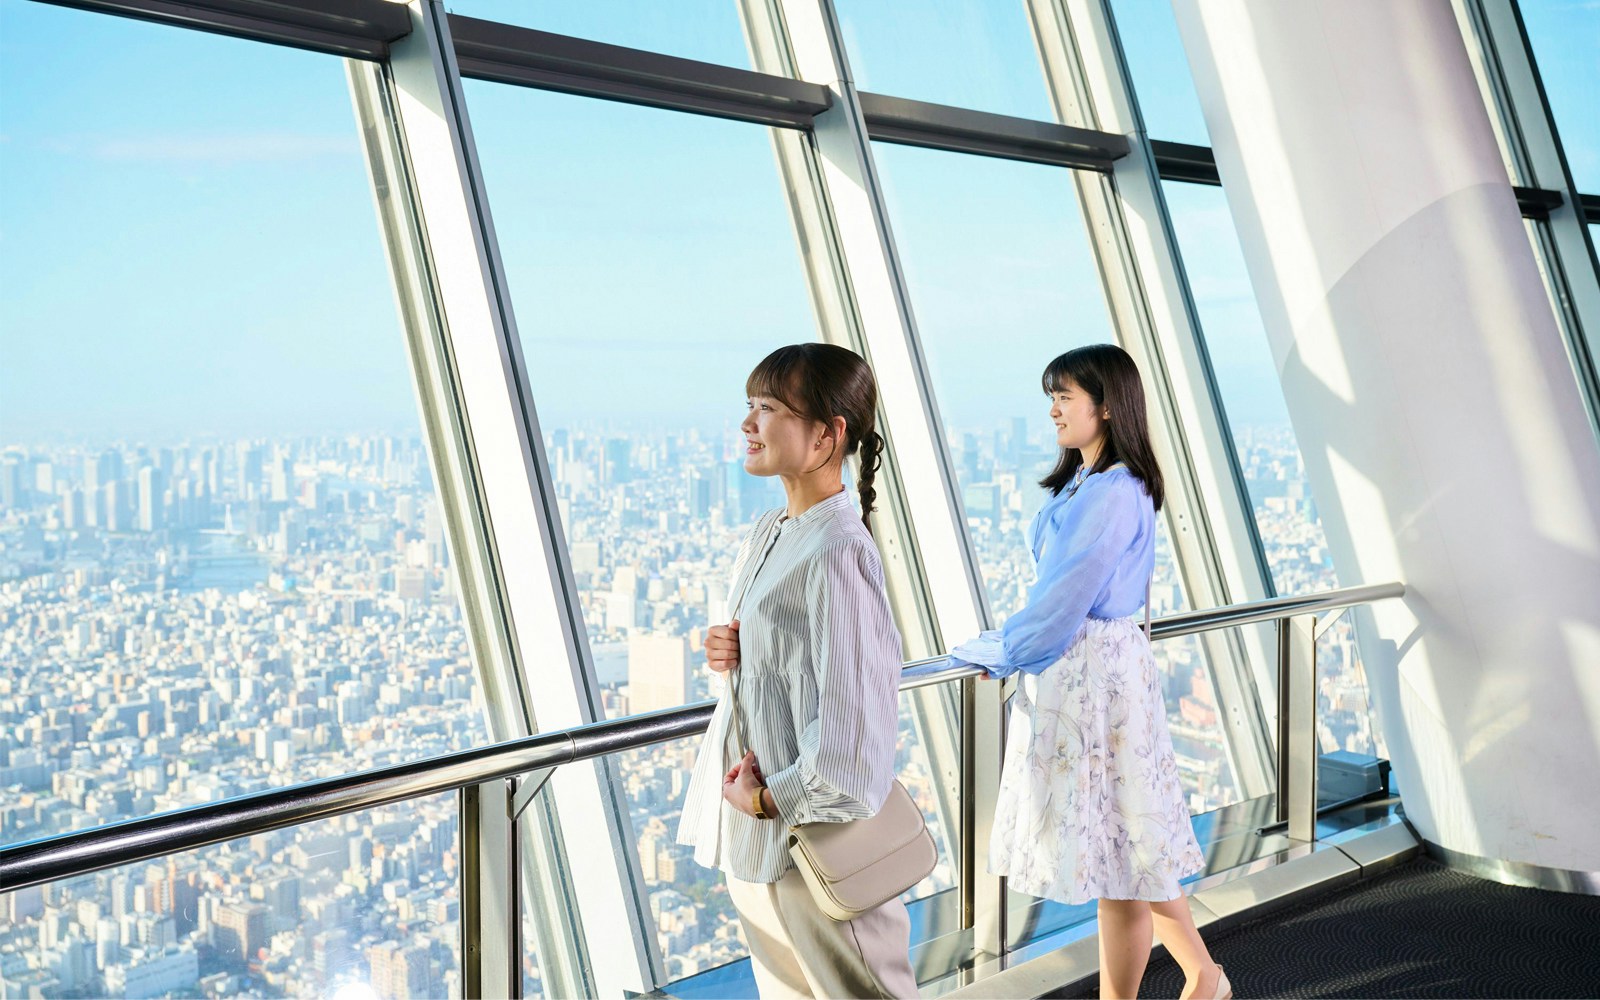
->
xmin=990 ymin=476 xmax=1144 ymax=678
xmin=764 ymin=538 xmax=903 ymax=826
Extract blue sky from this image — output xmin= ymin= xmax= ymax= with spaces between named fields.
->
xmin=1 ymin=0 xmax=1593 ymax=445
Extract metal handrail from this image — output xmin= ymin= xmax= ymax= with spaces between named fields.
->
xmin=0 ymin=581 xmax=1402 ymax=890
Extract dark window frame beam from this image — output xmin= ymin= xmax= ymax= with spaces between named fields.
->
xmin=446 ymin=15 xmax=832 ymax=129
xmin=1150 ymin=139 xmax=1581 ymax=221
xmin=36 ymin=0 xmax=410 ymax=60
xmin=860 ymin=91 xmax=1129 ymax=171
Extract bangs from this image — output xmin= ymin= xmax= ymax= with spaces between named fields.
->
xmin=746 ymin=346 xmax=813 ymax=417
xmin=1041 ymin=351 xmax=1089 ymax=395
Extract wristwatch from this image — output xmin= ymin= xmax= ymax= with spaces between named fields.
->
xmin=751 ymin=787 xmax=771 ymax=820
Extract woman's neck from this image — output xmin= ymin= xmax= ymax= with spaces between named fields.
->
xmin=1079 ymin=436 xmax=1105 ymax=471
xmin=779 ymin=469 xmax=846 ymax=519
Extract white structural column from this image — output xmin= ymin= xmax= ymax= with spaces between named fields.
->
xmin=1172 ymin=0 xmax=1600 ymax=871
xmin=375 ymin=3 xmax=661 ymax=992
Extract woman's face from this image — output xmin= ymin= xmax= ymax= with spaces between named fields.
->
xmin=741 ymin=394 xmax=828 ymax=478
xmin=1049 ymin=378 xmax=1108 ymax=455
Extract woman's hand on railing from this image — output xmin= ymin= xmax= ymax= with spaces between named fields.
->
xmin=706 ymin=619 xmax=741 ymax=673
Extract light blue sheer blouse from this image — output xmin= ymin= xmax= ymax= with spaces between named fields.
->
xmin=951 ymin=466 xmax=1156 ymax=678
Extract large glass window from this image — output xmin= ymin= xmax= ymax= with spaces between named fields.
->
xmin=1517 ymin=0 xmax=1600 ymax=193
xmin=834 ymin=0 xmax=1055 ymax=120
xmin=463 ymin=85 xmax=813 ymax=721
xmin=1163 ymin=180 xmax=1383 ymax=757
xmin=445 ymin=0 xmax=757 ymax=70
xmin=0 ymin=5 xmax=490 ymax=992
xmin=872 ymin=142 xmax=1242 ymax=813
xmin=1111 ymin=0 xmax=1212 ymax=146
xmin=463 ymin=83 xmax=817 ymax=975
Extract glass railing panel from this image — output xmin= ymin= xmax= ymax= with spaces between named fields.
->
xmin=894 ymin=691 xmax=959 ymax=905
xmin=1315 ymin=613 xmax=1385 ymax=762
xmin=603 ymin=680 xmax=960 ymax=992
xmin=0 ymin=794 xmax=463 ymax=999
xmin=610 ymin=733 xmax=751 ymax=982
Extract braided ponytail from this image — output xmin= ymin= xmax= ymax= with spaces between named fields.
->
xmin=856 ymin=429 xmax=885 ymax=535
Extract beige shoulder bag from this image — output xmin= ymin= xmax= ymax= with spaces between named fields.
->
xmin=729 ymin=678 xmax=937 ymax=921
xmin=725 ymin=519 xmax=937 ymax=922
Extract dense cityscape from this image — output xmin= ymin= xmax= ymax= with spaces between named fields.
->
xmin=0 ymin=420 xmax=1379 ymax=997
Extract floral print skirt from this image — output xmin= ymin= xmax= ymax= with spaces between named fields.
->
xmin=989 ymin=616 xmax=1205 ymax=905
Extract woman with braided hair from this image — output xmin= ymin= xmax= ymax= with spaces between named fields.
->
xmin=677 ymin=343 xmax=916 ymax=998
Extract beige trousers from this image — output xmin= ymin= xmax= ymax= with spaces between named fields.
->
xmin=727 ymin=867 xmax=919 ymax=999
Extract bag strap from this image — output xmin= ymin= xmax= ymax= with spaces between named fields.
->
xmin=725 ymin=514 xmax=786 ymax=759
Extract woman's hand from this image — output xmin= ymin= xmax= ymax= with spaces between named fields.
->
xmin=706 ymin=619 xmax=741 ymax=673
xmin=722 ymin=750 xmax=775 ymax=817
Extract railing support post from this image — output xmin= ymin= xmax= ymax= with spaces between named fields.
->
xmin=965 ymin=675 xmax=1008 ymax=959
xmin=1275 ymin=614 xmax=1319 ymax=842
xmin=461 ymin=779 xmax=521 ymax=999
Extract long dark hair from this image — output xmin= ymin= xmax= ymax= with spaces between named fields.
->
xmin=1038 ymin=344 xmax=1164 ymax=511
xmin=745 ymin=343 xmax=886 ymax=534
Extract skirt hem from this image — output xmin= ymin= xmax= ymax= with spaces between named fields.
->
xmin=990 ymin=857 xmax=1205 ymax=907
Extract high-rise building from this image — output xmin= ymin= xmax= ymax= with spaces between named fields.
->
xmin=368 ymin=941 xmax=434 ymax=1000
xmin=235 ymin=442 xmax=263 ymax=499
xmin=61 ymin=487 xmax=86 ymax=529
xmin=102 ymin=480 xmax=128 ymax=532
xmin=269 ymin=453 xmax=293 ymax=503
xmin=213 ymin=902 xmax=269 ymax=967
xmin=137 ymin=467 xmax=163 ymax=532
xmin=0 ymin=457 xmax=23 ymax=509
xmin=423 ymin=501 xmax=447 ymax=567
xmin=605 ymin=437 xmax=632 ymax=485
xmin=687 ymin=467 xmax=712 ymax=519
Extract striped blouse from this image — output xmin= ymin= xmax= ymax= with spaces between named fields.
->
xmin=676 ymin=489 xmax=905 ymax=883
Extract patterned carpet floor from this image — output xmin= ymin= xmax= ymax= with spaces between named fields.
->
xmin=1052 ymin=857 xmax=1600 ymax=998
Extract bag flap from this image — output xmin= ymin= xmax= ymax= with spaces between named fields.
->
xmin=787 ymin=780 xmax=928 ymax=882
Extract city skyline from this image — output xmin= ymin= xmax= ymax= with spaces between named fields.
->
xmin=1 ymin=418 xmax=1381 ymax=997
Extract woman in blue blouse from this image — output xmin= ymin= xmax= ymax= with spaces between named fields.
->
xmin=950 ymin=345 xmax=1227 ymax=1000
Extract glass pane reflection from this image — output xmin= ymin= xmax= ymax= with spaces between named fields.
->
xmin=835 ymin=0 xmax=1055 ymax=120
xmin=1517 ymin=0 xmax=1600 ymax=192
xmin=1110 ymin=0 xmax=1212 ymax=146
